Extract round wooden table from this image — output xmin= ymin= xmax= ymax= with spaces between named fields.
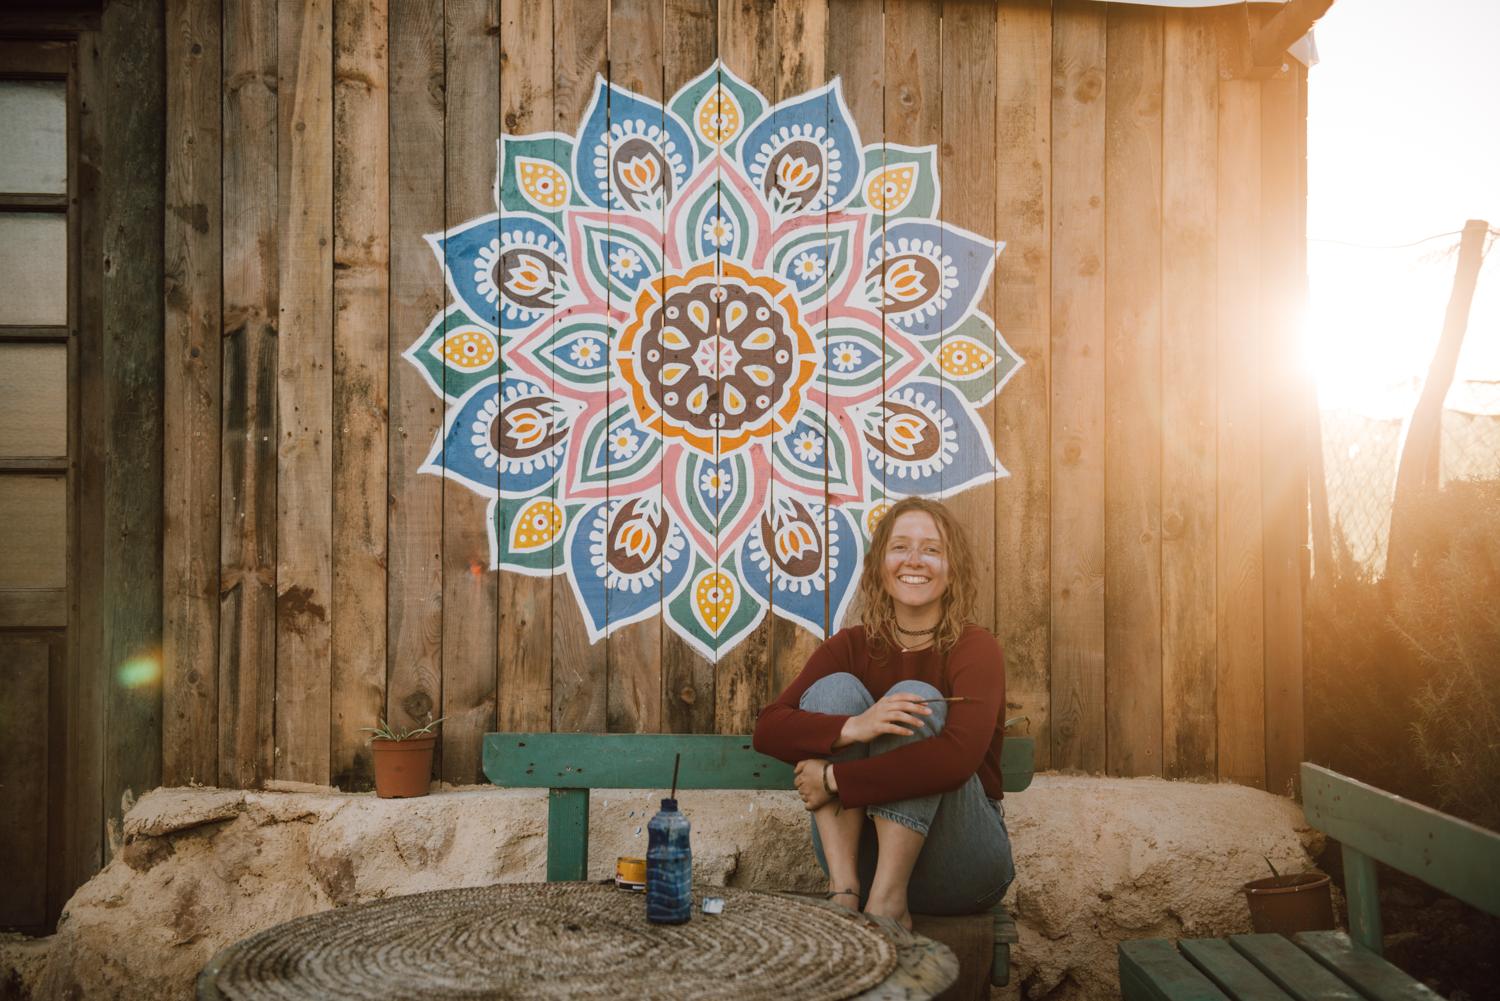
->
xmin=196 ymin=882 xmax=957 ymax=1001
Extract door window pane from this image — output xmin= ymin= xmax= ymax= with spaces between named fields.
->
xmin=0 ymin=344 xmax=67 ymax=457
xmin=0 ymin=213 xmax=67 ymax=325
xmin=0 ymin=476 xmax=66 ymax=589
xmin=0 ymin=81 xmax=66 ymax=194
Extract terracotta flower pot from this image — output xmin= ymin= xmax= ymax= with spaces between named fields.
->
xmin=1243 ymin=872 xmax=1335 ymax=935
xmin=371 ymin=735 xmax=436 ymax=798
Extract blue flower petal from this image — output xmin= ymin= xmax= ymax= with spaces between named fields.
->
xmin=864 ymin=220 xmax=1000 ymax=341
xmin=572 ymin=75 xmax=695 ymax=213
xmin=856 ymin=380 xmax=1005 ymax=497
xmin=739 ymin=79 xmax=863 ymax=215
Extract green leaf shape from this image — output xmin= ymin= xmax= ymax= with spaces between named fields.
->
xmin=848 ymin=143 xmax=939 ymax=222
xmin=498 ymin=133 xmax=578 ymax=221
xmin=821 ymin=321 xmax=913 ymax=394
xmin=668 ymin=62 xmax=767 ymax=161
xmin=580 ymin=221 xmax=662 ymax=304
xmin=914 ymin=311 xmax=1023 ymax=407
xmin=494 ymin=496 xmax=575 ymax=574
xmin=407 ymin=304 xmax=501 ymax=403
xmin=574 ymin=401 xmax=662 ymax=490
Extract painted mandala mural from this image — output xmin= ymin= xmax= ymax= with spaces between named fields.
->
xmin=404 ymin=62 xmax=1021 ymax=661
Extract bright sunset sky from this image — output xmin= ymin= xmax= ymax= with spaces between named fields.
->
xmin=1306 ymin=0 xmax=1500 ymax=414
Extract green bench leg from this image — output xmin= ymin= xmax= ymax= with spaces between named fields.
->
xmin=1342 ymin=844 xmax=1383 ymax=955
xmin=991 ymin=902 xmax=1017 ymax=986
xmin=547 ymin=788 xmax=589 ymax=882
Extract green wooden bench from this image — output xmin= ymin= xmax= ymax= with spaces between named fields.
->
xmin=1118 ymin=762 xmax=1500 ymax=1000
xmin=483 ymin=731 xmax=1035 ymax=991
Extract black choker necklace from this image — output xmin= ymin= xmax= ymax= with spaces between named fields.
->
xmin=896 ymin=623 xmax=938 ymax=636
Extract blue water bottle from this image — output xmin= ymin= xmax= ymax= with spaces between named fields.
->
xmin=646 ymin=797 xmax=692 ymax=924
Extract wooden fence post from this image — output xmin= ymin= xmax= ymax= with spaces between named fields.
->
xmin=1386 ymin=219 xmax=1490 ymax=576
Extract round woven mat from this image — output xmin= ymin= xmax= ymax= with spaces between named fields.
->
xmin=205 ymin=883 xmax=898 ymax=1001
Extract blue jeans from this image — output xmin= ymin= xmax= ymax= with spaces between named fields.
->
xmin=799 ymin=672 xmax=1016 ymax=915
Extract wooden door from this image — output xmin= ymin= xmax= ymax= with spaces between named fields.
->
xmin=0 ymin=39 xmax=75 ymax=933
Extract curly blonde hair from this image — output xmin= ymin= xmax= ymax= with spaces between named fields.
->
xmin=855 ymin=496 xmax=978 ymax=658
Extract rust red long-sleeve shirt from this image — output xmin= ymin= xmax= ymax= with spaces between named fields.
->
xmin=752 ymin=624 xmax=1007 ymax=808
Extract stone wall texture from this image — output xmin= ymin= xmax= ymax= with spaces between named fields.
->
xmin=1 ymin=775 xmax=1324 ymax=1000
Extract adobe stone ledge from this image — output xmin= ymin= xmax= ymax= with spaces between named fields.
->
xmin=1 ymin=775 xmax=1324 ymax=1001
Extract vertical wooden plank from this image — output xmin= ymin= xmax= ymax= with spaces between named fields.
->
xmin=1159 ymin=9 xmax=1217 ymax=781
xmin=330 ymin=0 xmax=390 ymax=790
xmin=1215 ymin=16 xmax=1265 ymax=790
xmin=1102 ymin=5 xmax=1163 ymax=778
xmin=886 ymin=0 xmax=936 ymax=529
xmin=220 ymin=0 xmax=279 ymax=791
xmin=550 ymin=0 xmax=608 ymax=734
xmin=714 ymin=0 xmax=777 ymax=732
xmin=44 ymin=631 xmax=68 ymax=925
xmin=0 ymin=637 xmax=50 ymax=927
xmin=163 ymin=0 xmax=222 ymax=786
xmin=936 ymin=0 xmax=996 ymax=604
xmin=276 ymin=0 xmax=335 ymax=783
xmin=70 ymin=26 xmax=106 ymax=891
xmin=994 ymin=0 xmax=1051 ymax=766
xmin=387 ymin=0 xmax=444 ymax=746
xmin=604 ymin=0 xmax=665 ymax=735
xmin=100 ymin=0 xmax=165 ymax=841
xmin=765 ymin=0 xmax=828 ymax=697
xmin=1048 ymin=0 xmax=1106 ymax=773
xmin=1259 ymin=63 xmax=1307 ymax=797
xmin=496 ymin=0 xmax=555 ymax=734
xmin=441 ymin=0 xmax=499 ymax=780
xmin=659 ymin=0 xmax=717 ymax=735
xmin=768 ymin=0 xmax=828 ymax=696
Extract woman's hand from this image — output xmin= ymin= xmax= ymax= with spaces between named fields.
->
xmin=794 ymin=758 xmax=836 ymax=811
xmin=837 ymin=692 xmax=933 ymax=746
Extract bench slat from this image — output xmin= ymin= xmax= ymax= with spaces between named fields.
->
xmin=1119 ymin=940 xmax=1232 ymax=1001
xmin=1178 ymin=938 xmax=1296 ymax=1001
xmin=1228 ymin=934 xmax=1362 ymax=1001
xmin=485 ymin=732 xmax=1037 ymax=792
xmin=1293 ymin=931 xmax=1444 ymax=1001
xmin=1301 ymin=763 xmax=1500 ymax=917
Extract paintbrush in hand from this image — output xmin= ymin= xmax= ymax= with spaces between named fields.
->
xmin=915 ymin=696 xmax=977 ymax=705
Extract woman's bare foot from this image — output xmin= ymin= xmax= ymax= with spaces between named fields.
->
xmin=862 ymin=894 xmax=913 ymax=931
xmin=825 ymin=888 xmax=861 ymax=913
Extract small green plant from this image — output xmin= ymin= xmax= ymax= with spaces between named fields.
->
xmin=361 ymin=717 xmax=446 ymax=742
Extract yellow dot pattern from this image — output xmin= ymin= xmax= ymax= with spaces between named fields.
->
xmin=518 ymin=157 xmax=569 ymax=210
xmin=695 ymin=85 xmax=742 ymax=148
xmin=864 ymin=502 xmax=890 ymax=537
xmin=939 ymin=337 xmax=994 ymax=378
xmin=511 ymin=499 xmax=563 ymax=552
xmin=443 ymin=328 xmax=497 ymax=370
xmin=694 ymin=571 xmax=735 ymax=633
xmin=864 ymin=164 xmax=916 ymax=213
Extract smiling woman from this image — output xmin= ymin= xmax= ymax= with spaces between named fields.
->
xmin=753 ymin=497 xmax=1013 ymax=934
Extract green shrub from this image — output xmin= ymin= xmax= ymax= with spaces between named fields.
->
xmin=1391 ymin=480 xmax=1500 ymax=831
xmin=1308 ymin=479 xmax=1500 ymax=829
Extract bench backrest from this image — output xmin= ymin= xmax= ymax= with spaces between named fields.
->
xmin=1300 ymin=762 xmax=1500 ymax=954
xmin=485 ymin=732 xmax=1035 ymax=880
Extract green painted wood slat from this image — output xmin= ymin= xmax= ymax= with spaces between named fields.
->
xmin=1292 ymin=932 xmax=1444 ymax=1001
xmin=1227 ymin=934 xmax=1361 ymax=1001
xmin=1179 ymin=938 xmax=1295 ymax=1001
xmin=1118 ymin=939 xmax=1232 ymax=1001
xmin=484 ymin=733 xmax=1036 ymax=793
xmin=1301 ymin=763 xmax=1500 ymax=920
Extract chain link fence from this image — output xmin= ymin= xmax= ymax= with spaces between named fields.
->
xmin=1318 ymin=379 xmax=1500 ymax=575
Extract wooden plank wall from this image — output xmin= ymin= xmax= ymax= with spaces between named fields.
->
xmin=158 ymin=0 xmax=1309 ymax=793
